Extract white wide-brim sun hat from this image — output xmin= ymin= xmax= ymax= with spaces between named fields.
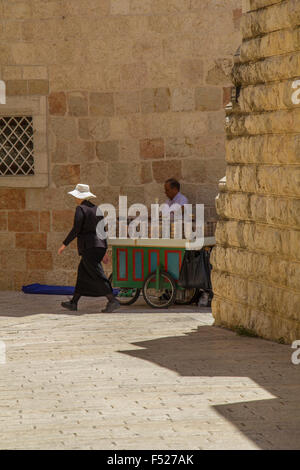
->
xmin=68 ymin=184 xmax=96 ymax=199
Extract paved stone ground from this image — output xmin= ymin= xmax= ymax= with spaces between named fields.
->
xmin=0 ymin=292 xmax=299 ymax=450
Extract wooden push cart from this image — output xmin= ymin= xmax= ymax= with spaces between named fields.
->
xmin=108 ymin=236 xmax=215 ymax=308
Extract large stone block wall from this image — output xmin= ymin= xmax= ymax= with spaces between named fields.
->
xmin=211 ymin=0 xmax=300 ymax=343
xmin=0 ymin=0 xmax=241 ymax=289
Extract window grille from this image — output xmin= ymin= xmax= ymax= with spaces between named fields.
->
xmin=0 ymin=116 xmax=34 ymax=176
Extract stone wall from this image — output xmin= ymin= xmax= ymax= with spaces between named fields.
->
xmin=0 ymin=0 xmax=241 ymax=289
xmin=211 ymin=0 xmax=300 ymax=343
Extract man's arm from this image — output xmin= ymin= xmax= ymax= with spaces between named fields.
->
xmin=63 ymin=205 xmax=85 ymax=247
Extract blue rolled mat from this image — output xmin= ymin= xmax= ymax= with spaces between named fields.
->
xmin=22 ymin=283 xmax=120 ymax=296
xmin=22 ymin=283 xmax=75 ymax=295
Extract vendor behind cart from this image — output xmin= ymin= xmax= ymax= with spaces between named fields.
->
xmin=163 ymin=178 xmax=188 ymax=215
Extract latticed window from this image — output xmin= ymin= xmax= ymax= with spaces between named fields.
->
xmin=0 ymin=116 xmax=34 ymax=176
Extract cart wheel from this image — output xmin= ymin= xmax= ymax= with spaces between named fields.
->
xmin=175 ymin=288 xmax=199 ymax=305
xmin=142 ymin=271 xmax=176 ymax=308
xmin=108 ymin=274 xmax=141 ymax=306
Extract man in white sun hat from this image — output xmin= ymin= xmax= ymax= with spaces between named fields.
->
xmin=58 ymin=184 xmax=120 ymax=313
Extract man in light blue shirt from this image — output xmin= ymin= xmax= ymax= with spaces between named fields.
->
xmin=164 ymin=178 xmax=188 ymax=210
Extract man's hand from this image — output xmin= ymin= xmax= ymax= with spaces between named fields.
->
xmin=58 ymin=244 xmax=66 ymax=255
xmin=102 ymin=253 xmax=110 ymax=264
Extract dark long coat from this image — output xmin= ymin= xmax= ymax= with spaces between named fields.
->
xmin=63 ymin=200 xmax=112 ymax=297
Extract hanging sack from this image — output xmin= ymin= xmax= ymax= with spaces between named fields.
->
xmin=178 ymin=249 xmax=211 ymax=289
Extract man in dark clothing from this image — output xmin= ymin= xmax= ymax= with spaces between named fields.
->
xmin=58 ymin=184 xmax=120 ymax=313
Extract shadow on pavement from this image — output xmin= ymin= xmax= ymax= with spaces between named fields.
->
xmin=119 ymin=325 xmax=300 ymax=450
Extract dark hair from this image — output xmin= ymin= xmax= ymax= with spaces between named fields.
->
xmin=165 ymin=178 xmax=180 ymax=191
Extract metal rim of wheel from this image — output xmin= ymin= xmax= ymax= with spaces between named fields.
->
xmin=108 ymin=274 xmax=141 ymax=306
xmin=175 ymin=288 xmax=199 ymax=305
xmin=142 ymin=270 xmax=177 ymax=309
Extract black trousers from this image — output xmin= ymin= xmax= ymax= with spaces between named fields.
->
xmin=75 ymin=247 xmax=112 ymax=297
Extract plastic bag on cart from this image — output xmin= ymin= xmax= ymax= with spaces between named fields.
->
xmin=178 ymin=249 xmax=212 ymax=290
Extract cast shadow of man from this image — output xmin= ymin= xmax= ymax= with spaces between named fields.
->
xmin=119 ymin=325 xmax=300 ymax=450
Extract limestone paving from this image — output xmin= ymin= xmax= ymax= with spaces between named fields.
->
xmin=0 ymin=292 xmax=299 ymax=450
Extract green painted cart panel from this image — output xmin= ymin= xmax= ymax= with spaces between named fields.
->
xmin=111 ymin=245 xmax=185 ymax=288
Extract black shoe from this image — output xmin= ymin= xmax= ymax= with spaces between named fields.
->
xmin=159 ymin=292 xmax=171 ymax=301
xmin=61 ymin=301 xmax=77 ymax=311
xmin=101 ymin=299 xmax=120 ymax=313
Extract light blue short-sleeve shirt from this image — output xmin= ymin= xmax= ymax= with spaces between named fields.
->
xmin=161 ymin=192 xmax=189 ymax=217
xmin=166 ymin=191 xmax=188 ymax=208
